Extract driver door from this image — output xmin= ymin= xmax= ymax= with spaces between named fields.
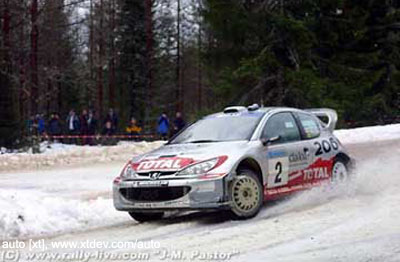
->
xmin=261 ymin=112 xmax=312 ymax=189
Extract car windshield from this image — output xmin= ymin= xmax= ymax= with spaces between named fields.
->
xmin=169 ymin=112 xmax=264 ymax=144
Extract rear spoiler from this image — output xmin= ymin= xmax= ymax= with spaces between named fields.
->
xmin=305 ymin=108 xmax=338 ymax=132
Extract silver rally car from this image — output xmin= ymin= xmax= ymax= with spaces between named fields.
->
xmin=113 ymin=105 xmax=353 ymax=222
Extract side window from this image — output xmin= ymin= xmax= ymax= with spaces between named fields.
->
xmin=262 ymin=113 xmax=301 ymax=144
xmin=298 ymin=113 xmax=320 ymax=139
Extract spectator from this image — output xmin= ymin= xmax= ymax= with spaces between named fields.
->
xmin=48 ymin=113 xmax=61 ymax=141
xmin=102 ymin=121 xmax=114 ymax=136
xmin=157 ymin=113 xmax=169 ymax=140
xmin=66 ymin=110 xmax=80 ymax=144
xmin=36 ymin=114 xmax=46 ymax=135
xmin=29 ymin=115 xmax=39 ymax=136
xmin=173 ymin=112 xmax=186 ymax=135
xmin=29 ymin=116 xmax=40 ymax=153
xmin=105 ymin=108 xmax=118 ymax=132
xmin=101 ymin=121 xmax=116 ymax=145
xmin=126 ymin=117 xmax=142 ymax=140
xmin=87 ymin=110 xmax=98 ymax=145
xmin=80 ymin=109 xmax=89 ymax=145
xmin=27 ymin=115 xmax=35 ymax=134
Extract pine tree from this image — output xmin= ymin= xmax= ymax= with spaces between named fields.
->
xmin=202 ymin=0 xmax=400 ymax=125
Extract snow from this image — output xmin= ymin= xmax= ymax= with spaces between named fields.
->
xmin=241 ymin=148 xmax=400 ymax=262
xmin=0 ymin=141 xmax=163 ymax=239
xmin=0 ymin=122 xmax=399 ymax=259
xmin=31 ymin=146 xmax=398 ymax=262
xmin=0 ymin=190 xmax=125 ymax=240
xmin=334 ymin=123 xmax=400 ymax=145
xmin=0 ymin=141 xmax=164 ymax=172
xmin=0 ymin=163 xmax=129 ymax=240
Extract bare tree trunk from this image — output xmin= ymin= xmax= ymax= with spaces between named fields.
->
xmin=18 ymin=0 xmax=26 ymax=120
xmin=97 ymin=0 xmax=104 ymax=119
xmin=46 ymin=1 xmax=55 ymax=115
xmin=145 ymin=0 xmax=153 ymax=126
xmin=30 ymin=0 xmax=39 ymax=115
xmin=175 ymin=0 xmax=181 ymax=112
xmin=180 ymin=36 xmax=185 ymax=113
xmin=108 ymin=0 xmax=116 ymax=108
xmin=3 ymin=0 xmax=11 ymax=80
xmin=197 ymin=8 xmax=202 ymax=111
xmin=89 ymin=0 xmax=94 ymax=108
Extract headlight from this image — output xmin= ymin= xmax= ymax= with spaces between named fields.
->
xmin=177 ymin=158 xmax=219 ymax=176
xmin=121 ymin=164 xmax=137 ymax=180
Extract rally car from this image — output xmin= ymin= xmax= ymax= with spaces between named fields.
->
xmin=113 ymin=105 xmax=353 ymax=222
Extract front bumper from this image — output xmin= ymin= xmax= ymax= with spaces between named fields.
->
xmin=113 ymin=176 xmax=231 ymax=212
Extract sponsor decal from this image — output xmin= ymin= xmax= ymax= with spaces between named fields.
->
xmin=134 ymin=157 xmax=194 ymax=172
xmin=131 ymin=180 xmax=169 ymax=187
xmin=289 ymin=151 xmax=309 ymax=163
xmin=268 ymin=150 xmax=286 ymax=159
xmin=301 ymin=158 xmax=333 ymax=181
xmin=265 ymin=181 xmax=326 ymax=197
xmin=303 ymin=167 xmax=329 ymax=180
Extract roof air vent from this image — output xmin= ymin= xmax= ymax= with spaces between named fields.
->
xmin=223 ymin=106 xmax=247 ymax=114
xmin=247 ymin=104 xmax=260 ymax=111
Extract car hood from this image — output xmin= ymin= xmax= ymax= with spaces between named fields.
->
xmin=131 ymin=141 xmax=248 ymax=172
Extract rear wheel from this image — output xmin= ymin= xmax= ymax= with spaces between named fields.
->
xmin=128 ymin=212 xmax=164 ymax=222
xmin=331 ymin=159 xmax=349 ymax=184
xmin=229 ymin=169 xmax=263 ymax=219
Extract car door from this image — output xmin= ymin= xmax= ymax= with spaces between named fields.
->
xmin=261 ymin=112 xmax=312 ymax=189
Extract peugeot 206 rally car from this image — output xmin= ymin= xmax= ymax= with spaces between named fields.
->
xmin=113 ymin=105 xmax=353 ymax=222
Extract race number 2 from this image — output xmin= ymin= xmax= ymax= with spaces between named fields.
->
xmin=268 ymin=157 xmax=289 ymax=188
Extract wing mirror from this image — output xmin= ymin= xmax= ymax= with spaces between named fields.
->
xmin=261 ymin=136 xmax=281 ymax=146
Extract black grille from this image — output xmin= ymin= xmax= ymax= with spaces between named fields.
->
xmin=120 ymin=186 xmax=191 ymax=202
xmin=136 ymin=171 xmax=176 ymax=178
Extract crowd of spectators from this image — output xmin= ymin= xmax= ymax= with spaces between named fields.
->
xmin=27 ymin=109 xmax=186 ymax=145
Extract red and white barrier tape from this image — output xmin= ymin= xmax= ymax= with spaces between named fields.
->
xmin=39 ymin=134 xmax=157 ymax=139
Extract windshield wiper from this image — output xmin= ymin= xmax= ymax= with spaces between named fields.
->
xmin=188 ymin=140 xmax=220 ymax=143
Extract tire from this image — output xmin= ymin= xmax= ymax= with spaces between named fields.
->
xmin=128 ymin=212 xmax=164 ymax=222
xmin=229 ymin=169 xmax=263 ymax=219
xmin=331 ymin=158 xmax=350 ymax=184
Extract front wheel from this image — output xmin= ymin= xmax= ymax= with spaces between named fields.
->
xmin=128 ymin=212 xmax=164 ymax=222
xmin=229 ymin=169 xmax=263 ymax=219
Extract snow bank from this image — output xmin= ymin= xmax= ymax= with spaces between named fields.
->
xmin=334 ymin=123 xmax=400 ymax=145
xmin=0 ymin=141 xmax=164 ymax=172
xmin=0 ymin=189 xmax=129 ymax=240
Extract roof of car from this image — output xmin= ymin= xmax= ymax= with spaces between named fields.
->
xmin=204 ymin=106 xmax=303 ymax=120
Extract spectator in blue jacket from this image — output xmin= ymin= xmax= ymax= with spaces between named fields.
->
xmin=36 ymin=114 xmax=46 ymax=135
xmin=48 ymin=113 xmax=61 ymax=140
xmin=157 ymin=113 xmax=169 ymax=140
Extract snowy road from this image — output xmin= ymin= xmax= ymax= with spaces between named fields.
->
xmin=1 ymin=136 xmax=400 ymax=261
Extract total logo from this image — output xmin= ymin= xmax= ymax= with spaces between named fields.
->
xmin=303 ymin=167 xmax=329 ymax=180
xmin=136 ymin=158 xmax=192 ymax=171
